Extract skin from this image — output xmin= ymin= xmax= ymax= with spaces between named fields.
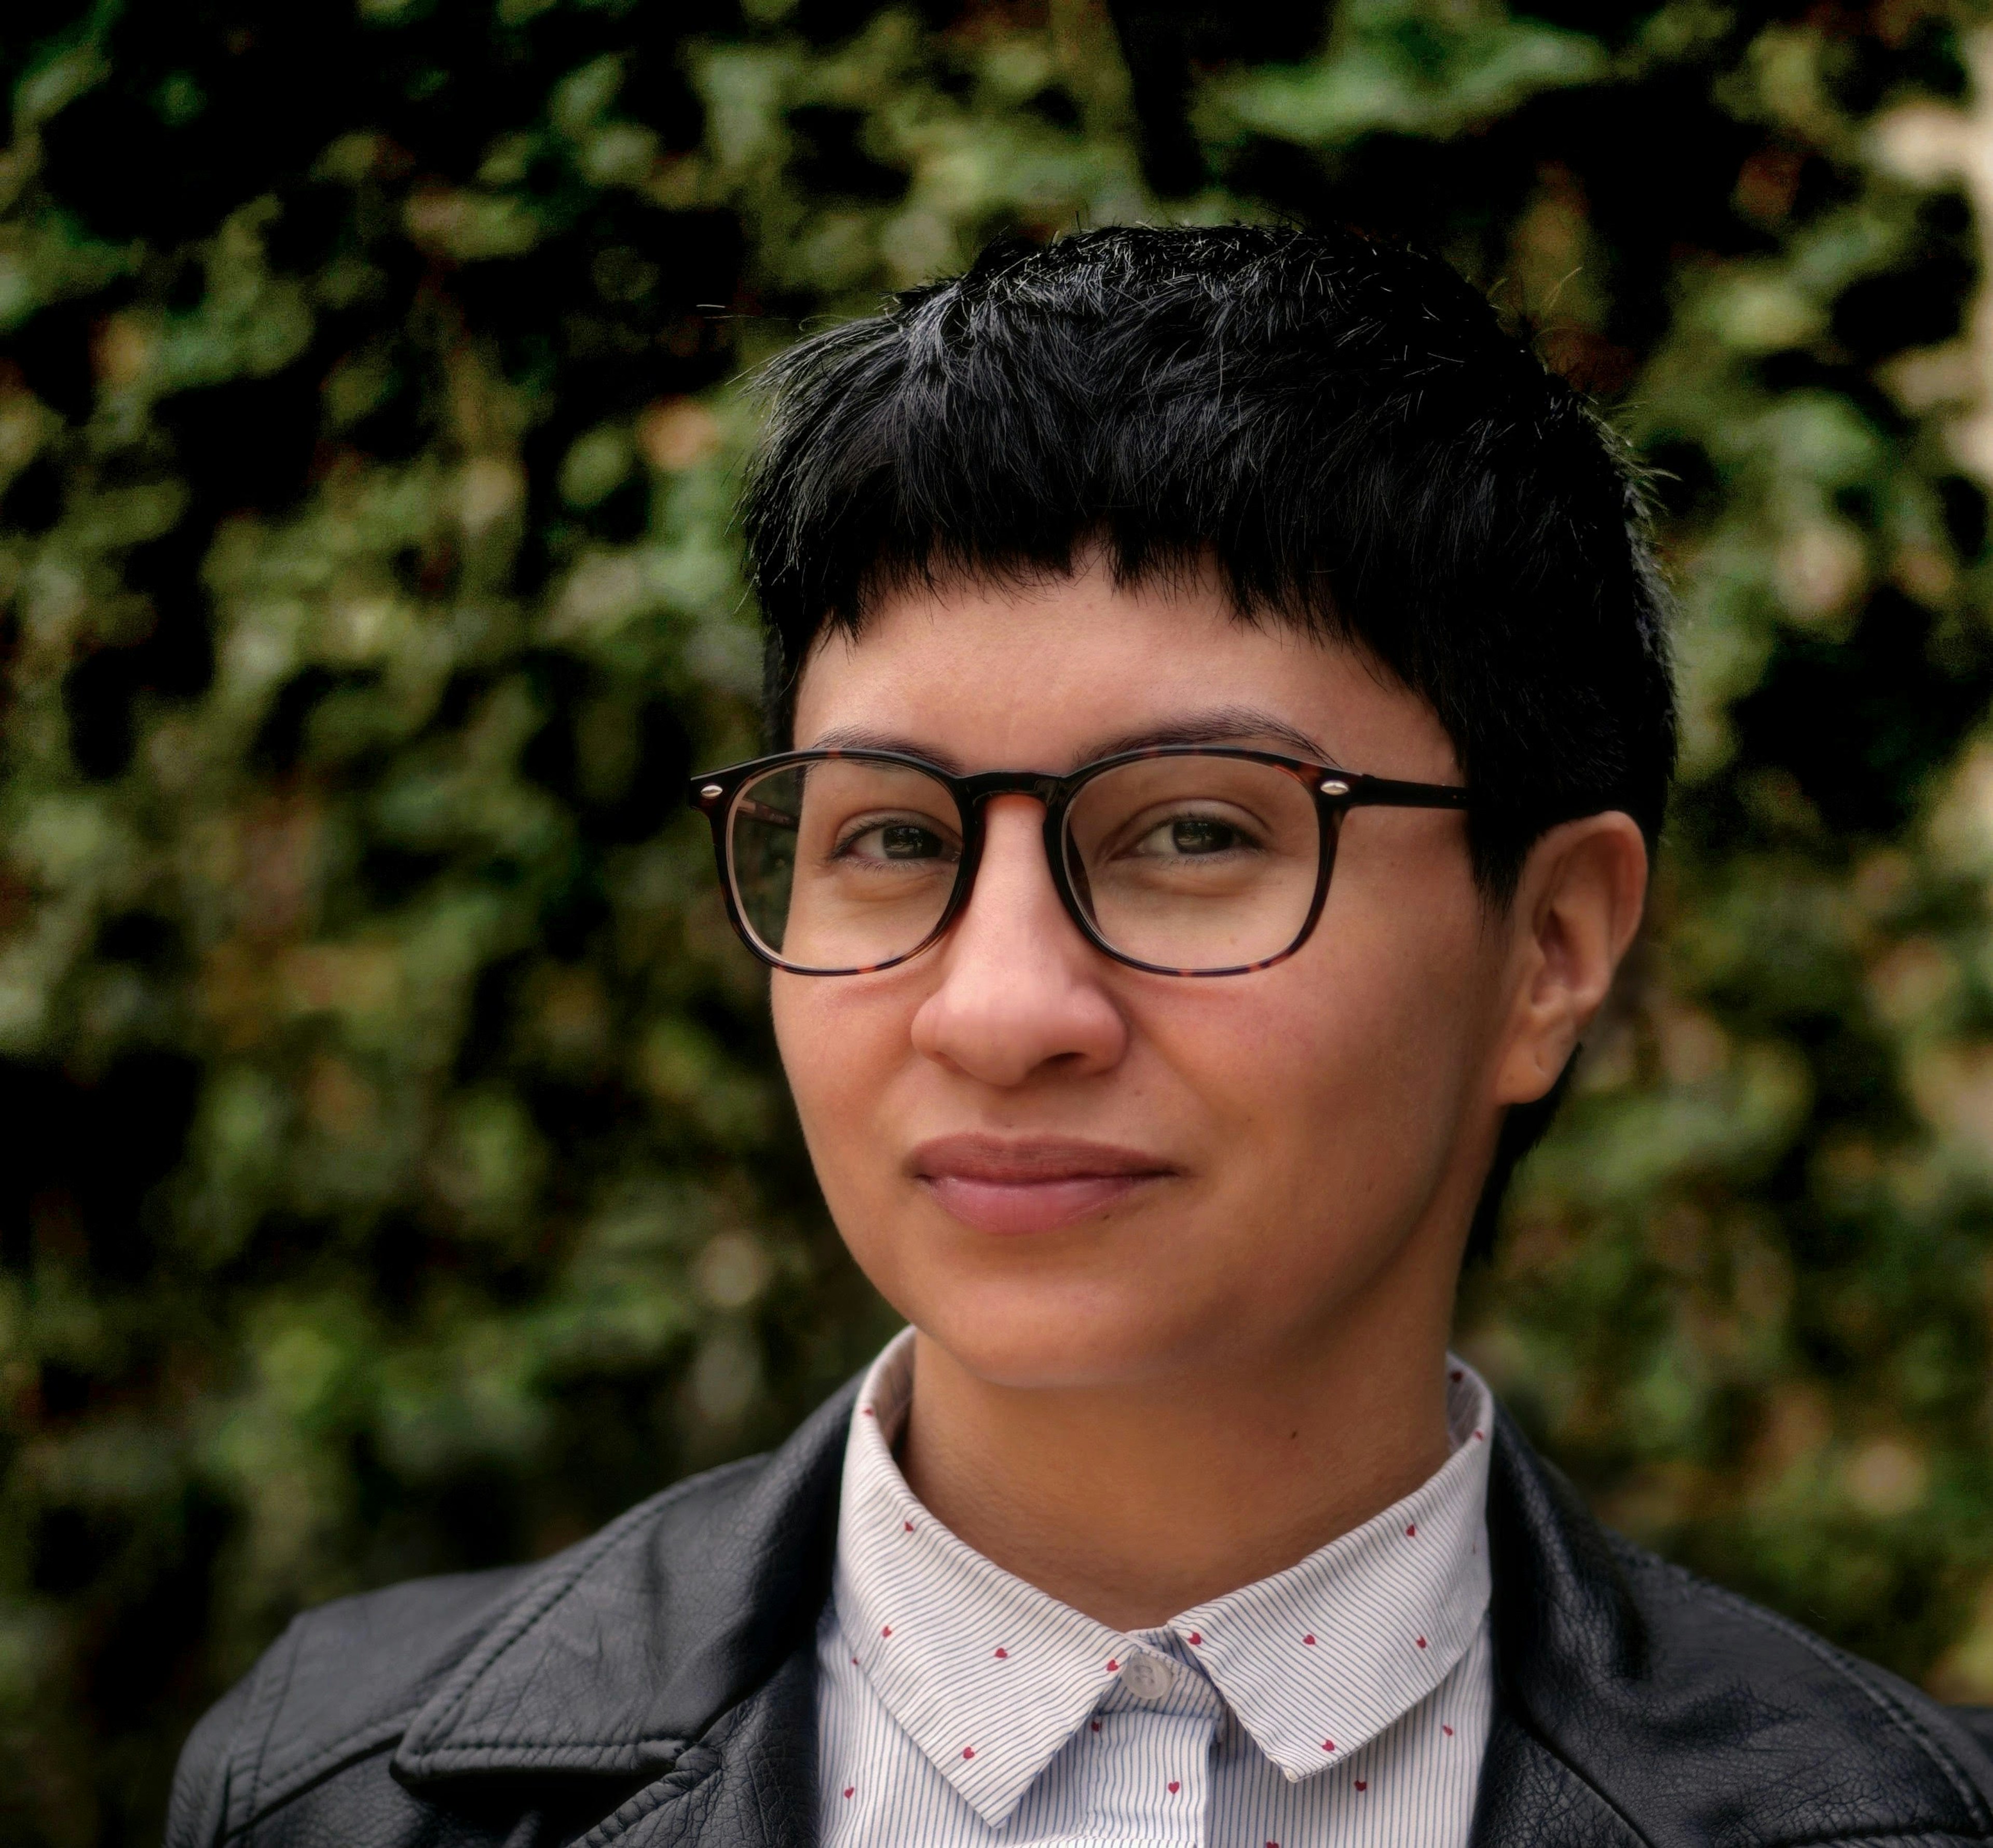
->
xmin=772 ymin=551 xmax=1648 ymax=1631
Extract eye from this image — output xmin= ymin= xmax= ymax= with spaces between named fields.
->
xmin=878 ymin=822 xmax=947 ymax=860
xmin=835 ymin=816 xmax=959 ymax=863
xmin=1166 ymin=816 xmax=1240 ymax=854
xmin=1130 ymin=811 xmax=1257 ymax=858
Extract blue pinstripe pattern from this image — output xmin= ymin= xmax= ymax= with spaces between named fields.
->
xmin=819 ymin=1331 xmax=1494 ymax=1846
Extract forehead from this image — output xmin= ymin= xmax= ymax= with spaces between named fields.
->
xmin=788 ymin=557 xmax=1458 ymax=781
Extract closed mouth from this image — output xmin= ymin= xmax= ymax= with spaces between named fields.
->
xmin=908 ymin=1134 xmax=1177 ymax=1234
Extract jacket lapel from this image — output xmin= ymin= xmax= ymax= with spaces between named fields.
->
xmin=1466 ymin=1405 xmax=1993 ymax=1847
xmin=1468 ymin=1408 xmax=1651 ymax=1848
xmin=391 ymin=1379 xmax=856 ymax=1842
xmin=566 ymin=1643 xmax=821 ymax=1848
xmin=1470 ymin=1703 xmax=1646 ymax=1848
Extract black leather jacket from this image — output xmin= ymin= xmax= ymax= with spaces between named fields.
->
xmin=168 ymin=1379 xmax=1993 ymax=1846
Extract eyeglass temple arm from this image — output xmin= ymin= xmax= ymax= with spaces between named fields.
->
xmin=1334 ymin=773 xmax=1471 ymax=810
xmin=688 ymin=779 xmax=801 ymax=829
xmin=733 ymin=796 xmax=799 ymax=827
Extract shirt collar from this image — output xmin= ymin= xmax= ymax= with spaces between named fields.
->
xmin=832 ymin=1329 xmax=1494 ymax=1827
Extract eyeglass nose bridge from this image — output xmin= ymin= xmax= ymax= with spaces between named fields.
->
xmin=929 ymin=770 xmax=1089 ymax=950
xmin=953 ymin=768 xmax=1071 ymax=808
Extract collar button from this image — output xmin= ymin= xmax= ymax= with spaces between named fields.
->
xmin=1119 ymin=1652 xmax=1176 ymax=1702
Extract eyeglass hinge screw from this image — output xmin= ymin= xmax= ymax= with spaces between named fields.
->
xmin=1319 ymin=778 xmax=1350 ymax=796
xmin=701 ymin=784 xmax=724 ymax=799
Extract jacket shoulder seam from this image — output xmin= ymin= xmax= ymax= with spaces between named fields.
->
xmin=1615 ymin=1539 xmax=1993 ymax=1832
xmin=237 ymin=1618 xmax=304 ymax=1830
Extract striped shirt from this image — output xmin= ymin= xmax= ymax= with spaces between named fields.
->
xmin=817 ymin=1329 xmax=1495 ymax=1847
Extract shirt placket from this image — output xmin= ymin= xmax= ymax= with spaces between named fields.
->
xmin=1078 ymin=1634 xmax=1224 ymax=1847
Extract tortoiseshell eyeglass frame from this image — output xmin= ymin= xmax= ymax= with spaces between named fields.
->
xmin=687 ymin=745 xmax=1473 ymax=979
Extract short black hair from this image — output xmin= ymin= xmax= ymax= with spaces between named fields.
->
xmin=741 ymin=223 xmax=1676 ymax=1254
xmin=744 ymin=223 xmax=1675 ymax=892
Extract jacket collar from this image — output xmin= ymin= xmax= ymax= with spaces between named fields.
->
xmin=385 ymin=1383 xmax=1658 ymax=1825
xmin=391 ymin=1380 xmax=1993 ymax=1848
xmin=1471 ymin=1403 xmax=1993 ymax=1847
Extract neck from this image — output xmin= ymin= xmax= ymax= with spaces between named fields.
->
xmin=896 ymin=1278 xmax=1457 ymax=1632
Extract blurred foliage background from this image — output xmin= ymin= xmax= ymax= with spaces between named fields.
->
xmin=6 ymin=0 xmax=1993 ymax=1840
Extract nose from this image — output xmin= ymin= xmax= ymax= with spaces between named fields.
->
xmin=909 ymin=796 xmax=1129 ymax=1087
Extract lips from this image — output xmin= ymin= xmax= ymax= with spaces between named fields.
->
xmin=908 ymin=1133 xmax=1175 ymax=1235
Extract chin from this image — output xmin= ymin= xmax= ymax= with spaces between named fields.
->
xmin=903 ymin=1270 xmax=1219 ymax=1393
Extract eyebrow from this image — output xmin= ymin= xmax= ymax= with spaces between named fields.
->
xmin=800 ymin=706 xmax=1331 ymax=773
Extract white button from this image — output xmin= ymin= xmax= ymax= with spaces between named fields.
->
xmin=1119 ymin=1652 xmax=1176 ymax=1701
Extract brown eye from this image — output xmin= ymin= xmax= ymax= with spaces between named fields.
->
xmin=1167 ymin=817 xmax=1240 ymax=855
xmin=835 ymin=816 xmax=960 ymax=863
xmin=1125 ymin=810 xmax=1261 ymax=859
xmin=879 ymin=823 xmax=947 ymax=860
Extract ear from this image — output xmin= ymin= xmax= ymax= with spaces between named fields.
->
xmin=1492 ymin=812 xmax=1649 ymax=1106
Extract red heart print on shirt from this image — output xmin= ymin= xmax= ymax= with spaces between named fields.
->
xmin=993 ymin=1647 xmax=1007 ymax=1659
xmin=1167 ymin=1782 xmax=1180 ymax=1795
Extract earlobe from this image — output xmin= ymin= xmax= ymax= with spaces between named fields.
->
xmin=1492 ymin=813 xmax=1649 ymax=1107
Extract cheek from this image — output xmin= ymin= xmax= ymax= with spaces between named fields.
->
xmin=1149 ymin=889 xmax=1492 ymax=1197
xmin=770 ymin=974 xmax=914 ymax=1192
xmin=770 ymin=975 xmax=847 ymax=1137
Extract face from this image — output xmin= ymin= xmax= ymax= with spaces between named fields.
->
xmin=771 ymin=556 xmax=1616 ymax=1393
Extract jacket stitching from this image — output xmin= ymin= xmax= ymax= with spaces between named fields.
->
xmin=411 ymin=1736 xmax=691 ymax=1758
xmin=1619 ymin=1542 xmax=1993 ymax=1837
xmin=238 ymin=1714 xmax=419 ymax=1826
xmin=219 ymin=1731 xmax=408 ymax=1844
xmin=223 ymin=1723 xmax=698 ymax=1841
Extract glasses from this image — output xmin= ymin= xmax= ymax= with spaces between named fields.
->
xmin=687 ymin=746 xmax=1471 ymax=978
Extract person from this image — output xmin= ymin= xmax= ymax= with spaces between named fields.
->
xmin=166 ymin=224 xmax=1993 ymax=1848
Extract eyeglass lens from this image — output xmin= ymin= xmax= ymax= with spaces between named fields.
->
xmin=726 ymin=755 xmax=1327 ymax=974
